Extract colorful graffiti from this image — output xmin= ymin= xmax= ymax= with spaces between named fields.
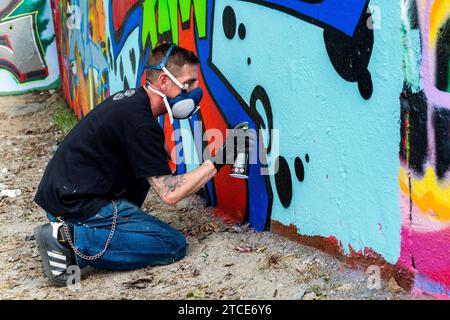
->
xmin=398 ymin=0 xmax=450 ymax=297
xmin=50 ymin=0 xmax=450 ymax=296
xmin=0 ymin=0 xmax=60 ymax=94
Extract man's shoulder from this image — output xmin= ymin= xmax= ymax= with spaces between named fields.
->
xmin=108 ymin=87 xmax=158 ymax=127
xmin=109 ymin=88 xmax=142 ymax=103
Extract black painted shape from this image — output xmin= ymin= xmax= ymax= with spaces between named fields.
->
xmin=247 ymin=57 xmax=251 ymax=65
xmin=399 ymin=86 xmax=428 ymax=175
xmin=238 ymin=23 xmax=246 ymax=40
xmin=223 ymin=6 xmax=236 ymax=39
xmin=433 ymin=107 xmax=450 ymax=179
xmin=275 ymin=156 xmax=293 ymax=208
xmin=130 ymin=48 xmax=136 ymax=73
xmin=305 ymin=153 xmax=310 ymax=163
xmin=357 ymin=70 xmax=373 ymax=100
xmin=295 ymin=157 xmax=305 ymax=182
xmin=119 ymin=57 xmax=124 ymax=81
xmin=436 ymin=19 xmax=450 ymax=92
xmin=159 ymin=30 xmax=172 ymax=44
xmin=181 ymin=20 xmax=191 ymax=30
xmin=113 ymin=51 xmax=117 ymax=74
xmin=323 ymin=10 xmax=374 ymax=100
xmin=250 ymin=85 xmax=273 ymax=154
xmin=107 ymin=38 xmax=113 ymax=68
xmin=408 ymin=0 xmax=419 ymax=29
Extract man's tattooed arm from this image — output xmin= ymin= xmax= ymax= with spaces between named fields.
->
xmin=148 ymin=175 xmax=185 ymax=199
xmin=147 ymin=160 xmax=217 ymax=206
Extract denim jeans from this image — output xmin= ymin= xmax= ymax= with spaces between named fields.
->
xmin=46 ymin=198 xmax=187 ymax=270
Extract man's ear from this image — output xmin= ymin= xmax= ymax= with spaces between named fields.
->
xmin=157 ymin=72 xmax=168 ymax=91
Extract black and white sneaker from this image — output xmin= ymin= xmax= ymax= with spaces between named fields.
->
xmin=34 ymin=222 xmax=76 ymax=287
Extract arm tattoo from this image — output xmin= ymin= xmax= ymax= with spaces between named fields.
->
xmin=149 ymin=175 xmax=185 ymax=198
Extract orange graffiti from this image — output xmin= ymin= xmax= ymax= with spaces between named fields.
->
xmin=430 ymin=0 xmax=450 ymax=47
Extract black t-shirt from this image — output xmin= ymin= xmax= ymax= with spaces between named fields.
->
xmin=34 ymin=87 xmax=172 ymax=219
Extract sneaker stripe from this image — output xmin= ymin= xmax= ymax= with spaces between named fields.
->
xmin=51 ymin=266 xmax=67 ymax=273
xmin=47 ymin=251 xmax=67 ymax=261
xmin=51 ymin=269 xmax=64 ymax=276
xmin=49 ymin=260 xmax=66 ymax=269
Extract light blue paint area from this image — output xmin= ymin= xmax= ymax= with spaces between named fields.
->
xmin=172 ymin=120 xmax=186 ymax=174
xmin=39 ymin=0 xmax=54 ymax=40
xmin=69 ymin=0 xmax=108 ymax=81
xmin=108 ymin=27 xmax=140 ymax=94
xmin=190 ymin=115 xmax=205 ymax=162
xmin=211 ymin=0 xmax=402 ymax=263
xmin=179 ymin=118 xmax=201 ymax=172
xmin=414 ymin=273 xmax=450 ymax=297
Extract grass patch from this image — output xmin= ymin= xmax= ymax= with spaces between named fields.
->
xmin=53 ymin=104 xmax=78 ymax=134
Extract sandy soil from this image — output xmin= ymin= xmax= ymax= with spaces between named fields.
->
xmin=0 ymin=91 xmax=432 ymax=300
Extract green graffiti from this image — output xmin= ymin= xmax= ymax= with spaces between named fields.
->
xmin=447 ymin=65 xmax=450 ymax=92
xmin=401 ymin=20 xmax=421 ymax=91
xmin=142 ymin=0 xmax=207 ymax=49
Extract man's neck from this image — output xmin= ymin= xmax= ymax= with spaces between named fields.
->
xmin=142 ymin=84 xmax=164 ymax=118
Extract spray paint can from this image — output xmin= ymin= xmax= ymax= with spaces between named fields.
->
xmin=230 ymin=122 xmax=249 ymax=179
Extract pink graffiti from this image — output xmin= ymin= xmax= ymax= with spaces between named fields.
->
xmin=399 ymin=225 xmax=450 ymax=290
xmin=398 ymin=187 xmax=450 ymax=295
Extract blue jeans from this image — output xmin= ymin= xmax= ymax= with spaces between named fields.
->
xmin=46 ymin=198 xmax=187 ymax=270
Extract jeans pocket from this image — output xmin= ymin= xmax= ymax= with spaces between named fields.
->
xmin=83 ymin=199 xmax=126 ymax=225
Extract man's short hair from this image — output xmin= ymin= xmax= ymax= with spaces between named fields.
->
xmin=145 ymin=43 xmax=200 ymax=84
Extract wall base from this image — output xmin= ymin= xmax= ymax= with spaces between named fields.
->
xmin=271 ymin=220 xmax=415 ymax=292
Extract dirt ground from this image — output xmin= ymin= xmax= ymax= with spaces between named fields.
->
xmin=0 ymin=91 xmax=432 ymax=300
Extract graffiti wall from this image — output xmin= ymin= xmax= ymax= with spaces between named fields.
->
xmin=51 ymin=0 xmax=450 ymax=296
xmin=0 ymin=0 xmax=60 ymax=94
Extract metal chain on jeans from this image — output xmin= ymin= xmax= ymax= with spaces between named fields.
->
xmin=56 ymin=200 xmax=118 ymax=261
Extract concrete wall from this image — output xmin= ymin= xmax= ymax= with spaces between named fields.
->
xmin=50 ymin=0 xmax=450 ymax=297
xmin=0 ymin=0 xmax=60 ymax=95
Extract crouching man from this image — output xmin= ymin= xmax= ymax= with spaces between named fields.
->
xmin=33 ymin=43 xmax=255 ymax=286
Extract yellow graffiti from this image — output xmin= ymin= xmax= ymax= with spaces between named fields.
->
xmin=88 ymin=0 xmax=106 ymax=46
xmin=399 ymin=166 xmax=450 ymax=221
xmin=429 ymin=0 xmax=450 ymax=47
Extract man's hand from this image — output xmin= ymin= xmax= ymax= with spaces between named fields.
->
xmin=147 ymin=160 xmax=216 ymax=206
xmin=207 ymin=122 xmax=256 ymax=171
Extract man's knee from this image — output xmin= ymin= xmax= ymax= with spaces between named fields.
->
xmin=164 ymin=229 xmax=187 ymax=261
